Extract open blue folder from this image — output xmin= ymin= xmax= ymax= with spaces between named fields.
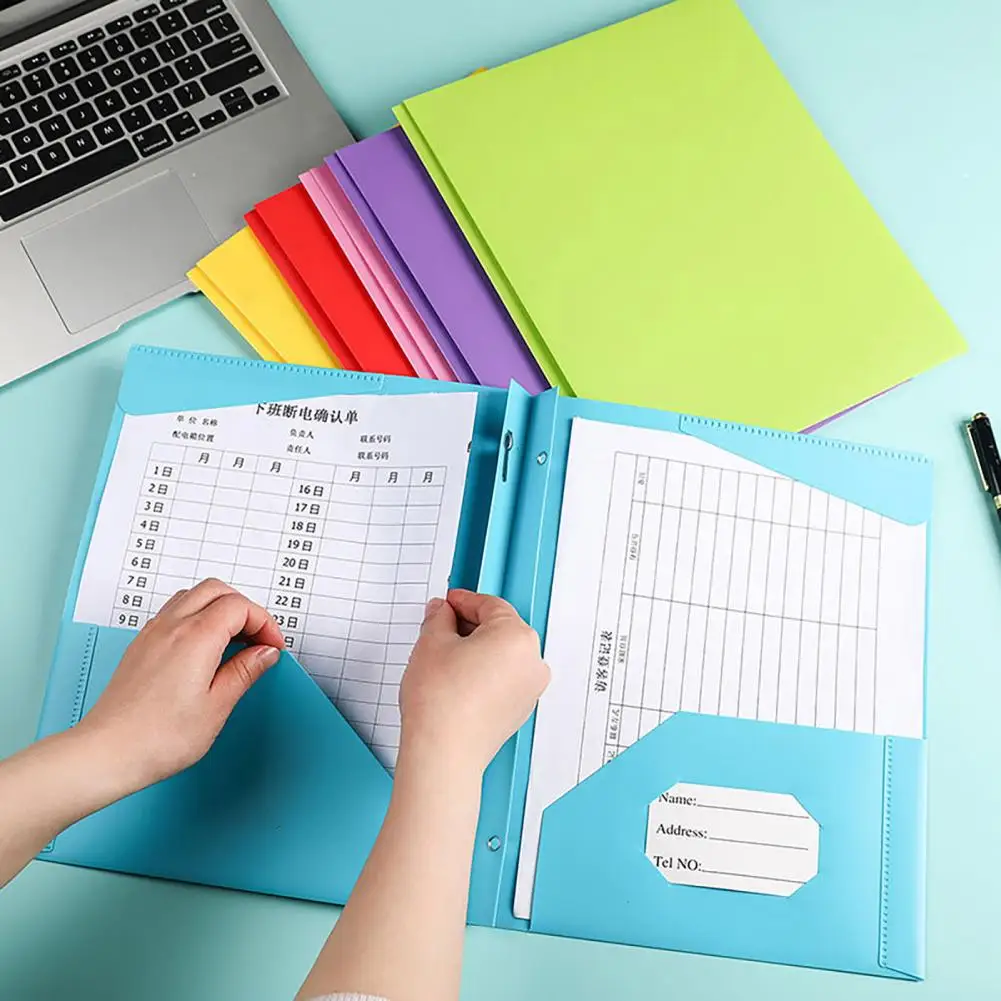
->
xmin=37 ymin=347 xmax=928 ymax=979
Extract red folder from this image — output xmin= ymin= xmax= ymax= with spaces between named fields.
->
xmin=246 ymin=184 xmax=414 ymax=376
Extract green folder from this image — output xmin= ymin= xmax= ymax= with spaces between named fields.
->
xmin=394 ymin=0 xmax=965 ymax=431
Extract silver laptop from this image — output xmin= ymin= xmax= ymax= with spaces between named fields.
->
xmin=0 ymin=0 xmax=353 ymax=387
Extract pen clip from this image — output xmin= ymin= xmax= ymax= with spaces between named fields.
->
xmin=966 ymin=421 xmax=990 ymax=492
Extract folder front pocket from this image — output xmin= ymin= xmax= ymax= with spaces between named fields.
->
xmin=529 ymin=712 xmax=925 ymax=979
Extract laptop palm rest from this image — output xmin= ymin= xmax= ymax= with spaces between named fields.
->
xmin=21 ymin=171 xmax=215 ymax=334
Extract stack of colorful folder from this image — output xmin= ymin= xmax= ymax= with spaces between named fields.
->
xmin=189 ymin=0 xmax=965 ymax=432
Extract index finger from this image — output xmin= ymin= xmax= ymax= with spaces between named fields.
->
xmin=446 ymin=589 xmax=522 ymax=627
xmin=192 ymin=592 xmax=286 ymax=653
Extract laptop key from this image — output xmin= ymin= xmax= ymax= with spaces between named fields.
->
xmin=10 ymin=153 xmax=41 ymax=183
xmin=149 ymin=67 xmax=179 ymax=92
xmin=186 ymin=0 xmax=227 ymax=23
xmin=134 ymin=5 xmax=161 ymax=21
xmin=105 ymin=35 xmax=134 ymax=60
xmin=103 ymin=61 xmax=133 ymax=87
xmin=0 ymin=108 xmax=25 ymax=134
xmin=175 ymin=81 xmax=205 ymax=108
xmin=207 ymin=13 xmax=238 ymax=39
xmin=107 ymin=16 xmax=133 ymax=34
xmin=24 ymin=69 xmax=54 ymax=95
xmin=224 ymin=93 xmax=251 ymax=116
xmin=176 ymin=54 xmax=204 ymax=80
xmin=23 ymin=96 xmax=52 ymax=124
xmin=165 ymin=110 xmax=198 ymax=142
xmin=50 ymin=84 xmax=79 ymax=111
xmin=22 ymin=53 xmax=49 ymax=71
xmin=252 ymin=85 xmax=280 ymax=105
xmin=0 ymin=165 xmax=11 ymax=192
xmin=0 ymin=138 xmax=139 ymax=220
xmin=155 ymin=37 xmax=186 ymax=62
xmin=40 ymin=114 xmax=70 ymax=141
xmin=0 ymin=66 xmax=22 ymax=82
xmin=0 ymin=138 xmax=12 ymax=162
xmin=93 ymin=118 xmax=124 ymax=144
xmin=123 ymin=79 xmax=152 ymax=105
xmin=131 ymin=22 xmax=161 ymax=48
xmin=181 ymin=25 xmax=212 ymax=50
xmin=202 ymin=34 xmax=252 ymax=70
xmin=157 ymin=11 xmax=187 ymax=35
xmin=0 ymin=81 xmax=26 ymax=107
xmin=133 ymin=123 xmax=172 ymax=157
xmin=161 ymin=0 xmax=185 ymax=8
xmin=50 ymin=56 xmax=81 ymax=82
xmin=67 ymin=103 xmax=98 ymax=129
xmin=122 ymin=106 xmax=152 ymax=132
xmin=66 ymin=129 xmax=97 ymax=157
xmin=78 ymin=46 xmax=108 ymax=71
xmin=50 ymin=41 xmax=78 ymax=59
xmin=198 ymin=108 xmax=225 ymax=129
xmin=12 ymin=126 xmax=42 ymax=154
xmin=38 ymin=141 xmax=70 ymax=170
xmin=78 ymin=28 xmax=105 ymax=47
xmin=202 ymin=55 xmax=263 ymax=95
xmin=77 ymin=72 xmax=106 ymax=98
xmin=148 ymin=94 xmax=178 ymax=120
xmin=129 ymin=49 xmax=160 ymax=75
xmin=94 ymin=91 xmax=125 ymax=116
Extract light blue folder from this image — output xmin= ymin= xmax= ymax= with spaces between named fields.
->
xmin=37 ymin=347 xmax=928 ymax=979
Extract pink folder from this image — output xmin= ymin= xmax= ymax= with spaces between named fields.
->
xmin=300 ymin=166 xmax=455 ymax=381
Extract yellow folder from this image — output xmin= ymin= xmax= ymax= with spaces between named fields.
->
xmin=396 ymin=0 xmax=965 ymax=430
xmin=188 ymin=228 xmax=340 ymax=368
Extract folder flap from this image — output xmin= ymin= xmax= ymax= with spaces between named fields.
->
xmin=529 ymin=713 xmax=925 ymax=979
xmin=679 ymin=415 xmax=932 ymax=526
xmin=39 ymin=626 xmax=392 ymax=904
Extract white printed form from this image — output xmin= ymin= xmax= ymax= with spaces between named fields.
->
xmin=513 ymin=418 xmax=926 ymax=918
xmin=74 ymin=392 xmax=478 ymax=770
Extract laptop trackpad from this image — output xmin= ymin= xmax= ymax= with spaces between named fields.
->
xmin=21 ymin=171 xmax=215 ymax=333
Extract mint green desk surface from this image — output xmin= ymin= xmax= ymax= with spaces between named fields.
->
xmin=1 ymin=1 xmax=999 ymax=998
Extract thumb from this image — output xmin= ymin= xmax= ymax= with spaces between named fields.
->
xmin=420 ymin=596 xmax=458 ymax=638
xmin=211 ymin=644 xmax=281 ymax=711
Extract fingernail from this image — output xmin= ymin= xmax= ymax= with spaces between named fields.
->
xmin=425 ymin=597 xmax=444 ymax=617
xmin=257 ymin=646 xmax=280 ymax=669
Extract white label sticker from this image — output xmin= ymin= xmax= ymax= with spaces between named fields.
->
xmin=646 ymin=782 xmax=819 ymax=897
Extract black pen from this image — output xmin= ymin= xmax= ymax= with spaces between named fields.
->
xmin=965 ymin=412 xmax=1001 ymax=522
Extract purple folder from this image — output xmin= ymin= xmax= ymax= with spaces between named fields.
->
xmin=326 ymin=129 xmax=548 ymax=393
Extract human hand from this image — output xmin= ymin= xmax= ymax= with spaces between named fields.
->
xmin=76 ymin=579 xmax=285 ymax=796
xmin=399 ymin=589 xmax=550 ymax=775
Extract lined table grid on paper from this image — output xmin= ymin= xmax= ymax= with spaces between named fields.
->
xmin=76 ymin=392 xmax=478 ymax=770
xmin=513 ymin=417 xmax=926 ymax=919
xmin=582 ymin=449 xmax=886 ymax=778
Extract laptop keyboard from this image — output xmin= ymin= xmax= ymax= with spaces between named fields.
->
xmin=0 ymin=0 xmax=285 ymax=225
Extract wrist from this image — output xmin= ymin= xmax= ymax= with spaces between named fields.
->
xmin=395 ymin=728 xmax=485 ymax=799
xmin=63 ymin=720 xmax=154 ymax=805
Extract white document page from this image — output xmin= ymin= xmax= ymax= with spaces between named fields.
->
xmin=514 ymin=418 xmax=926 ymax=918
xmin=75 ymin=392 xmax=478 ymax=770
